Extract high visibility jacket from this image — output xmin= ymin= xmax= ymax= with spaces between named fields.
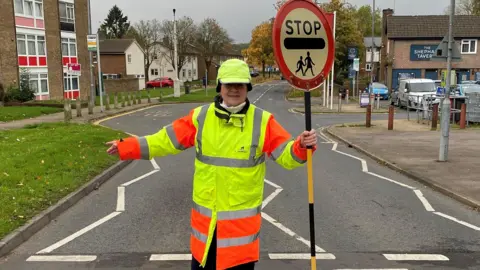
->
xmin=116 ymin=98 xmax=316 ymax=269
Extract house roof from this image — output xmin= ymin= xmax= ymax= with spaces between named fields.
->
xmin=364 ymin=37 xmax=382 ymax=47
xmin=387 ymin=15 xmax=480 ymax=39
xmin=99 ymin=39 xmax=137 ymax=54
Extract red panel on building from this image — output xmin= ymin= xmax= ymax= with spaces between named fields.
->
xmin=15 ymin=16 xmax=35 ymax=27
xmin=70 ymin=57 xmax=77 ymax=64
xmin=39 ymin=57 xmax=47 ymax=66
xmin=63 ymin=57 xmax=70 ymax=66
xmin=64 ymin=91 xmax=80 ymax=99
xmin=28 ymin=57 xmax=37 ymax=66
xmin=36 ymin=19 xmax=44 ymax=29
xmin=18 ymin=56 xmax=28 ymax=66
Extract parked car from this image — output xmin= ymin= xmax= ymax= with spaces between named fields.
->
xmin=146 ymin=77 xmax=173 ymax=88
xmin=393 ymin=78 xmax=439 ymax=108
xmin=458 ymin=83 xmax=480 ymax=96
xmin=368 ymin=82 xmax=389 ymax=100
xmin=250 ymin=71 xmax=260 ymax=77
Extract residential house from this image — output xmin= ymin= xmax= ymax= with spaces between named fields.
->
xmin=149 ymin=43 xmax=199 ymax=82
xmin=362 ymin=37 xmax=382 ymax=81
xmin=380 ymin=9 xmax=480 ymax=89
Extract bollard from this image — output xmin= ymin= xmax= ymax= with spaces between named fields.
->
xmin=338 ymin=93 xmax=342 ymax=112
xmin=376 ymin=94 xmax=380 ymax=110
xmin=460 ymin=103 xmax=466 ymax=129
xmin=121 ymin=93 xmax=126 ymax=107
xmin=76 ymin=98 xmax=82 ymax=117
xmin=346 ymin=90 xmax=349 ymax=104
xmin=105 ymin=94 xmax=111 ymax=110
xmin=64 ymin=99 xmax=72 ymax=122
xmin=147 ymin=89 xmax=151 ymax=103
xmin=132 ymin=92 xmax=137 ymax=105
xmin=88 ymin=98 xmax=94 ymax=115
xmin=127 ymin=93 xmax=132 ymax=106
xmin=137 ymin=91 xmax=142 ymax=104
xmin=388 ymin=105 xmax=394 ymax=130
xmin=432 ymin=103 xmax=439 ymax=130
xmin=366 ymin=105 xmax=372 ymax=128
xmin=114 ymin=92 xmax=119 ymax=109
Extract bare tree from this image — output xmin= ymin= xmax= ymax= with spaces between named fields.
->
xmin=444 ymin=0 xmax=480 ymax=15
xmin=194 ymin=18 xmax=233 ymax=77
xmin=160 ymin=16 xmax=197 ymax=77
xmin=128 ymin=19 xmax=162 ymax=81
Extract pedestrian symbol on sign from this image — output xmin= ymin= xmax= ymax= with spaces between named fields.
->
xmin=295 ymin=52 xmax=316 ymax=76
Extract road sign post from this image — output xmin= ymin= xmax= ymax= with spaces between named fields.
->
xmin=273 ymin=1 xmax=335 ymax=269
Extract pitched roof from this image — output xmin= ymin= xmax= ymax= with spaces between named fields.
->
xmin=364 ymin=37 xmax=382 ymax=47
xmin=387 ymin=15 xmax=480 ymax=39
xmin=99 ymin=39 xmax=135 ymax=54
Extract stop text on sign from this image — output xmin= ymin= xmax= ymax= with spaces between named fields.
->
xmin=285 ymin=20 xmax=322 ymax=36
xmin=284 ymin=19 xmax=325 ymax=50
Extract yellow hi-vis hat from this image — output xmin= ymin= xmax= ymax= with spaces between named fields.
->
xmin=216 ymin=59 xmax=253 ymax=92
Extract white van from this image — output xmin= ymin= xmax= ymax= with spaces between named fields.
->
xmin=393 ymin=78 xmax=438 ymax=108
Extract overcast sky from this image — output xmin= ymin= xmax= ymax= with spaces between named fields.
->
xmin=91 ymin=0 xmax=451 ymax=43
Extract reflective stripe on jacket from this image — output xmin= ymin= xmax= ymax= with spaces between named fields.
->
xmin=116 ymin=100 xmax=316 ymax=269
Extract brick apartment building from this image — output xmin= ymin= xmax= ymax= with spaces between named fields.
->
xmin=380 ymin=9 xmax=480 ymax=90
xmin=0 ymin=0 xmax=90 ymax=100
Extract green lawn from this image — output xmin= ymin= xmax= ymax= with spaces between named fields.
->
xmin=0 ymin=122 xmax=127 ymax=239
xmin=162 ymin=88 xmax=217 ymax=103
xmin=0 ymin=106 xmax=63 ymax=123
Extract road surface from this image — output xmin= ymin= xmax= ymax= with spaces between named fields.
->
xmin=2 ymin=82 xmax=480 ymax=270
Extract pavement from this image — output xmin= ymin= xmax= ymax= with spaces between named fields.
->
xmin=327 ymin=119 xmax=480 ymax=209
xmin=1 ymin=82 xmax=480 ymax=269
xmin=289 ymin=97 xmax=391 ymax=114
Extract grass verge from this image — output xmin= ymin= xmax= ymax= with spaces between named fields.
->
xmin=0 ymin=106 xmax=63 ymax=123
xmin=162 ymin=88 xmax=217 ymax=103
xmin=0 ymin=122 xmax=127 ymax=239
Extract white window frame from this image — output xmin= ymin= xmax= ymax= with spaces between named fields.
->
xmin=14 ymin=0 xmax=43 ymax=18
xmin=16 ymin=33 xmax=46 ymax=58
xmin=461 ymin=39 xmax=477 ymax=54
xmin=61 ymin=38 xmax=77 ymax=57
xmin=127 ymin=54 xmax=132 ymax=63
xmin=366 ymin=63 xmax=372 ymax=71
xmin=63 ymin=73 xmax=80 ymax=90
xmin=151 ymin=69 xmax=158 ymax=76
xmin=29 ymin=73 xmax=49 ymax=94
xmin=59 ymin=1 xmax=75 ymax=24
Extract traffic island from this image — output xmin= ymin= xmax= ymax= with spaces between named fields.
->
xmin=291 ymin=104 xmax=390 ymax=114
xmin=325 ymin=119 xmax=480 ymax=210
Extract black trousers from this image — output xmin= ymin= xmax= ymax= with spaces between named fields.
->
xmin=191 ymin=228 xmax=256 ymax=270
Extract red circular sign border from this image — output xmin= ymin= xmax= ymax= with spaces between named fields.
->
xmin=273 ymin=0 xmax=335 ymax=91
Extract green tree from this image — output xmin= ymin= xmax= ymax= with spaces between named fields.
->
xmin=355 ymin=5 xmax=382 ymax=37
xmin=99 ymin=5 xmax=131 ymax=39
xmin=444 ymin=0 xmax=480 ymax=14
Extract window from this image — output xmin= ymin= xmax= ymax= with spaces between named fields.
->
xmin=182 ymin=69 xmax=186 ymax=78
xmin=188 ymin=70 xmax=192 ymax=77
xmin=64 ymin=73 xmax=79 ymax=90
xmin=61 ymin=38 xmax=77 ymax=56
xmin=461 ymin=39 xmax=477 ymax=54
xmin=366 ymin=63 xmax=372 ymax=71
xmin=59 ymin=2 xmax=75 ymax=24
xmin=14 ymin=0 xmax=43 ymax=18
xmin=151 ymin=69 xmax=158 ymax=76
xmin=29 ymin=73 xmax=49 ymax=94
xmin=193 ymin=69 xmax=196 ymax=76
xmin=16 ymin=34 xmax=46 ymax=57
xmin=128 ymin=54 xmax=132 ymax=63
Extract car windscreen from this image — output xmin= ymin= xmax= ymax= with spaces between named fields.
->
xmin=409 ymin=82 xmax=436 ymax=92
xmin=372 ymin=83 xmax=387 ymax=89
xmin=462 ymin=85 xmax=480 ymax=94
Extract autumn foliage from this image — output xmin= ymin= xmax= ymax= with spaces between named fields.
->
xmin=242 ymin=21 xmax=274 ymax=77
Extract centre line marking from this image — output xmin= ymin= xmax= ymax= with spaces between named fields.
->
xmin=268 ymin=253 xmax=335 ymax=260
xmin=27 ymin=255 xmax=97 ymax=262
xmin=383 ymin=254 xmax=449 ymax=261
xmin=116 ymin=186 xmax=125 ymax=212
xmin=150 ymin=254 xmax=192 ymax=261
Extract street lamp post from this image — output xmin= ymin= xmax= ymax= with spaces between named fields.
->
xmin=370 ymin=0 xmax=375 ymax=89
xmin=87 ymin=0 xmax=95 ymax=113
xmin=173 ymin=9 xmax=180 ymax=98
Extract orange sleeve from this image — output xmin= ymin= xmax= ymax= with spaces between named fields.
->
xmin=117 ymin=137 xmax=141 ymax=160
xmin=262 ymin=115 xmax=316 ymax=161
xmin=170 ymin=109 xmax=196 ymax=149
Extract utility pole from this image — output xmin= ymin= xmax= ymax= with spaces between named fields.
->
xmin=87 ymin=0 xmax=95 ymax=113
xmin=439 ymin=0 xmax=455 ymax=162
xmin=173 ymin=9 xmax=180 ymax=98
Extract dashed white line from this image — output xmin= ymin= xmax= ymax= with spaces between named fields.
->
xmin=116 ymin=186 xmax=125 ymax=212
xmin=268 ymin=253 xmax=335 ymax=260
xmin=121 ymin=170 xmax=159 ymax=187
xmin=434 ymin=212 xmax=480 ymax=231
xmin=252 ymin=86 xmax=274 ymax=104
xmin=366 ymin=172 xmax=415 ymax=190
xmin=334 ymin=269 xmax=408 ymax=270
xmin=27 ymin=255 xmax=97 ymax=262
xmin=36 ymin=211 xmax=122 ymax=254
xmin=150 ymin=254 xmax=192 ymax=261
xmin=261 ymin=212 xmax=326 ymax=253
xmin=383 ymin=254 xmax=449 ymax=261
xmin=413 ymin=190 xmax=435 ymax=212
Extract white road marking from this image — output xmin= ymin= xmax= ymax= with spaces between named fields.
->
xmin=366 ymin=172 xmax=416 ymax=190
xmin=334 ymin=269 xmax=408 ymax=270
xmin=262 ymin=188 xmax=283 ymax=210
xmin=383 ymin=254 xmax=449 ymax=261
xmin=36 ymin=211 xmax=122 ymax=254
xmin=413 ymin=190 xmax=435 ymax=211
xmin=319 ymin=128 xmax=480 ymax=232
xmin=264 ymin=179 xmax=282 ymax=189
xmin=116 ymin=187 xmax=125 ymax=212
xmin=261 ymin=212 xmax=326 ymax=253
xmin=27 ymin=255 xmax=97 ymax=262
xmin=434 ymin=212 xmax=480 ymax=231
xmin=253 ymin=86 xmax=273 ymax=104
xmin=268 ymin=253 xmax=336 ymax=260
xmin=121 ymin=170 xmax=159 ymax=187
xmin=150 ymin=158 xmax=160 ymax=170
xmin=150 ymin=254 xmax=192 ymax=261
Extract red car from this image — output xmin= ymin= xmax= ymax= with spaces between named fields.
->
xmin=146 ymin=77 xmax=173 ymax=88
